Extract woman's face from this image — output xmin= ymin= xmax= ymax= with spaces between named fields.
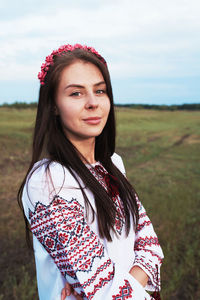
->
xmin=55 ymin=60 xmax=111 ymax=144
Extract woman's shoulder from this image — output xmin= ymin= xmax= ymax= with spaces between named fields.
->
xmin=26 ymin=158 xmax=79 ymax=189
xmin=27 ymin=158 xmax=62 ymax=182
xmin=111 ymin=153 xmax=126 ymax=175
xmin=22 ymin=159 xmax=81 ymax=216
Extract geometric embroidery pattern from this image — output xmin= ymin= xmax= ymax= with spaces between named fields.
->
xmin=134 ymin=236 xmax=159 ymax=249
xmin=138 ymin=249 xmax=163 ymax=265
xmin=29 ymin=194 xmax=135 ymax=298
xmin=28 ymin=162 xmax=163 ymax=298
xmin=136 ymin=220 xmax=151 ymax=232
xmin=89 ymin=164 xmax=125 ymax=235
xmin=29 ymin=196 xmax=104 ymax=280
xmin=82 ymin=259 xmax=113 ymax=289
xmin=134 ymin=256 xmax=160 ymax=288
xmin=87 ymin=268 xmax=115 ymax=299
xmin=112 ymin=279 xmax=133 ymax=299
xmin=29 ymin=194 xmax=136 ymax=299
xmin=133 ymin=198 xmax=163 ymax=292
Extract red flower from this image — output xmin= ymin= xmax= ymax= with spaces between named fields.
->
xmin=38 ymin=44 xmax=107 ymax=85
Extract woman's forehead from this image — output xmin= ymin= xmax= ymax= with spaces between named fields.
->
xmin=59 ymin=61 xmax=105 ymax=87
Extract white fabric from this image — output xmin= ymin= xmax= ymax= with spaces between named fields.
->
xmin=22 ymin=153 xmax=164 ymax=300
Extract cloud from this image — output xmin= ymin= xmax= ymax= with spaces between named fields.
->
xmin=0 ymin=0 xmax=199 ymax=82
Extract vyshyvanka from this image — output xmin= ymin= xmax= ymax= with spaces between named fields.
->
xmin=22 ymin=153 xmax=164 ymax=300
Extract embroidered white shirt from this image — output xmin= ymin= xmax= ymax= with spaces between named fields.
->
xmin=22 ymin=153 xmax=164 ymax=300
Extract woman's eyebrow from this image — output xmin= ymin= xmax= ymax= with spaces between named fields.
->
xmin=94 ymin=81 xmax=106 ymax=87
xmin=64 ymin=84 xmax=84 ymax=90
xmin=64 ymin=81 xmax=106 ymax=90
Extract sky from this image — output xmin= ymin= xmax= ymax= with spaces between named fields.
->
xmin=0 ymin=0 xmax=199 ymax=105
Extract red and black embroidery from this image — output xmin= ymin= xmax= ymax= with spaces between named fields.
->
xmin=112 ymin=279 xmax=133 ymax=299
xmin=82 ymin=259 xmax=113 ymax=289
xmin=93 ymin=165 xmax=119 ymax=199
xmin=29 ymin=196 xmax=105 ymax=279
xmin=29 ymin=195 xmax=133 ymax=299
xmin=86 ymin=269 xmax=115 ymax=299
xmin=136 ymin=220 xmax=151 ymax=232
xmin=133 ymin=196 xmax=163 ymax=293
xmin=136 ymin=249 xmax=163 ymax=265
xmin=134 ymin=256 xmax=161 ymax=289
xmin=89 ymin=164 xmax=125 ymax=235
xmin=134 ymin=236 xmax=160 ymax=249
xmin=139 ymin=212 xmax=147 ymax=219
xmin=27 ymin=160 xmax=163 ymax=298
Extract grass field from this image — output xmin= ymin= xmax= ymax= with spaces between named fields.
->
xmin=0 ymin=107 xmax=199 ymax=299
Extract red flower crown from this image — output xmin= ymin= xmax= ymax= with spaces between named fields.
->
xmin=38 ymin=43 xmax=107 ymax=85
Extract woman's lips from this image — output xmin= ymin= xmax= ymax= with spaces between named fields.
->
xmin=83 ymin=117 xmax=101 ymax=125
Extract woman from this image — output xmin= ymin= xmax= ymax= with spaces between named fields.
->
xmin=18 ymin=44 xmax=164 ymax=300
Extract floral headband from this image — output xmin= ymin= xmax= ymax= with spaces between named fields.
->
xmin=38 ymin=43 xmax=107 ymax=85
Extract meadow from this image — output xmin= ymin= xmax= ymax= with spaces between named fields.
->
xmin=0 ymin=107 xmax=199 ymax=299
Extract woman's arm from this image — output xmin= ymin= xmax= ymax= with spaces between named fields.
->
xmin=29 ymin=194 xmax=152 ymax=300
xmin=61 ymin=258 xmax=149 ymax=299
xmin=112 ymin=153 xmax=164 ymax=292
xmin=129 ymin=266 xmax=149 ymax=287
xmin=132 ymin=195 xmax=164 ymax=291
xmin=23 ymin=161 xmax=156 ymax=299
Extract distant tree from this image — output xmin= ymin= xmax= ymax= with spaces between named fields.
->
xmin=114 ymin=103 xmax=200 ymax=111
xmin=1 ymin=102 xmax=199 ymax=110
xmin=0 ymin=102 xmax=38 ymax=109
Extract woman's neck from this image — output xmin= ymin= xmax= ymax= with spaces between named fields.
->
xmin=70 ymin=137 xmax=96 ymax=164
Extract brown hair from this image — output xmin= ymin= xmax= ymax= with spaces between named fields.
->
xmin=18 ymin=47 xmax=139 ymax=246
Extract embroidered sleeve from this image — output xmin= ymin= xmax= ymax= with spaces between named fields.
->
xmin=133 ymin=196 xmax=164 ymax=292
xmin=29 ymin=195 xmax=152 ymax=300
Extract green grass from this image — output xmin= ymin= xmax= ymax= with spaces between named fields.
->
xmin=0 ymin=107 xmax=199 ymax=299
xmin=115 ymin=108 xmax=200 ymax=299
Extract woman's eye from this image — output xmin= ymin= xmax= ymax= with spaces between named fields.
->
xmin=96 ymin=89 xmax=106 ymax=94
xmin=70 ymin=91 xmax=81 ymax=97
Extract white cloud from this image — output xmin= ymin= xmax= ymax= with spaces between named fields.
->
xmin=0 ymin=0 xmax=199 ymax=81
xmin=0 ymin=60 xmax=38 ymax=81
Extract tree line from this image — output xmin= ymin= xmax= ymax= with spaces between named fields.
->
xmin=116 ymin=103 xmax=200 ymax=110
xmin=0 ymin=101 xmax=200 ymax=110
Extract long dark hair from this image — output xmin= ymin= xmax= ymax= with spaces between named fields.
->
xmin=18 ymin=47 xmax=139 ymax=245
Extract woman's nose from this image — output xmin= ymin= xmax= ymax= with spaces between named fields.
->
xmin=85 ymin=92 xmax=98 ymax=109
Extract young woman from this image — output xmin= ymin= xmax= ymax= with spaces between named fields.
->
xmin=18 ymin=44 xmax=164 ymax=300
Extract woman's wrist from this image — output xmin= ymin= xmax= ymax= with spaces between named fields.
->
xmin=129 ymin=266 xmax=149 ymax=287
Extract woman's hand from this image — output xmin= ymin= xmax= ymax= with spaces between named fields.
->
xmin=61 ymin=282 xmax=83 ymax=300
xmin=129 ymin=266 xmax=149 ymax=287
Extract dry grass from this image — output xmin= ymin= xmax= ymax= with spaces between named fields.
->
xmin=0 ymin=107 xmax=200 ymax=299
